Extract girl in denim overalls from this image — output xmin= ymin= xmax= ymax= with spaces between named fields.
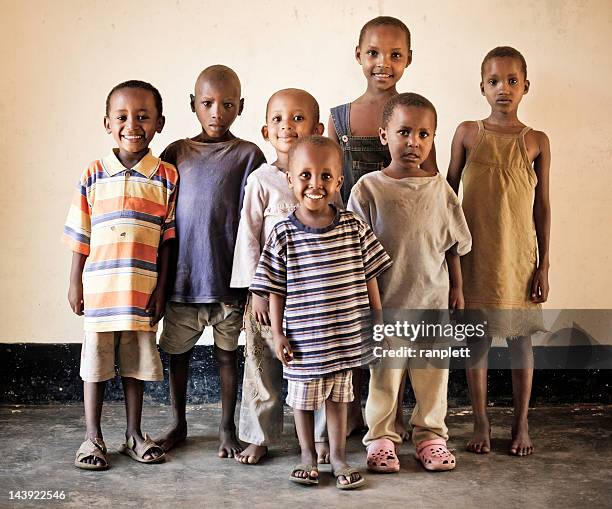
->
xmin=328 ymin=16 xmax=438 ymax=436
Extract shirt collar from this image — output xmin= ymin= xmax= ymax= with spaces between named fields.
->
xmin=102 ymin=149 xmax=160 ymax=178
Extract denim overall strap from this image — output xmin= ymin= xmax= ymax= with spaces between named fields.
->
xmin=330 ymin=103 xmax=350 ymax=139
xmin=331 ymin=103 xmax=390 ymax=204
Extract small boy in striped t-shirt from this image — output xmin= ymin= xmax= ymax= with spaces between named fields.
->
xmin=250 ymin=136 xmax=392 ymax=490
xmin=63 ymin=81 xmax=176 ymax=470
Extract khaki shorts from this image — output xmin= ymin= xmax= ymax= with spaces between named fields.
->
xmin=286 ymin=370 xmax=354 ymax=410
xmin=159 ymin=301 xmax=243 ymax=354
xmin=80 ymin=331 xmax=163 ymax=382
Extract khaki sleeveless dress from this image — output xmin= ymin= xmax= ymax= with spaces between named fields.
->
xmin=461 ymin=120 xmax=543 ymax=336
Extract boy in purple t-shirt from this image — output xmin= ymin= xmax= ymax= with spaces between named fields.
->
xmin=155 ymin=65 xmax=265 ymax=457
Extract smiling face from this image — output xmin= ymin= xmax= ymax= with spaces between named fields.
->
xmin=262 ymin=90 xmax=323 ymax=160
xmin=104 ymin=87 xmax=164 ymax=166
xmin=481 ymin=57 xmax=529 ymax=114
xmin=191 ymin=76 xmax=243 ymax=141
xmin=380 ymin=105 xmax=436 ymax=173
xmin=288 ymin=143 xmax=343 ymax=215
xmin=356 ymin=25 xmax=411 ymax=92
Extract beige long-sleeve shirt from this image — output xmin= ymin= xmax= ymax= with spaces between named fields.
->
xmin=231 ymin=164 xmax=297 ymax=288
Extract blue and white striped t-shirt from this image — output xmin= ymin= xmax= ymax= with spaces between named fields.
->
xmin=250 ymin=207 xmax=392 ymax=380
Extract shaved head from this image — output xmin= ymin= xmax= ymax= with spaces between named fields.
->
xmin=288 ymin=135 xmax=342 ymax=174
xmin=266 ymin=88 xmax=320 ymax=121
xmin=195 ymin=65 xmax=241 ymax=96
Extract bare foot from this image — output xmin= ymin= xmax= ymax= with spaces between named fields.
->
xmin=466 ymin=416 xmax=491 ymax=454
xmin=218 ymin=424 xmax=242 ymax=458
xmin=510 ymin=420 xmax=534 ymax=456
xmin=315 ymin=441 xmax=330 ymax=464
xmin=347 ymin=401 xmax=366 ymax=437
xmin=154 ymin=422 xmax=187 ymax=452
xmin=235 ymin=443 xmax=267 ymax=464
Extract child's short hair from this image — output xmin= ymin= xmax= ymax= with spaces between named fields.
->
xmin=105 ymin=80 xmax=163 ymax=117
xmin=481 ymin=46 xmax=527 ymax=79
xmin=382 ymin=93 xmax=437 ymax=129
xmin=265 ymin=88 xmax=320 ymax=123
xmin=358 ymin=16 xmax=411 ymax=49
xmin=288 ymin=135 xmax=343 ymax=171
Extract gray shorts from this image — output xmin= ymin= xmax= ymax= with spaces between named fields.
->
xmin=159 ymin=301 xmax=243 ymax=354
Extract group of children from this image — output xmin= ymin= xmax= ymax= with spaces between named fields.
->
xmin=63 ymin=15 xmax=551 ymax=490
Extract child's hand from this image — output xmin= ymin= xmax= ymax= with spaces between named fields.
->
xmin=530 ymin=265 xmax=549 ymax=303
xmin=252 ymin=293 xmax=271 ymax=326
xmin=449 ymin=286 xmax=465 ymax=310
xmin=146 ymin=286 xmax=166 ymax=326
xmin=68 ymin=281 xmax=84 ymax=316
xmin=273 ymin=333 xmax=293 ymax=367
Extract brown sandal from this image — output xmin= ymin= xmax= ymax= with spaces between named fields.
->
xmin=74 ymin=437 xmax=109 ymax=470
xmin=120 ymin=434 xmax=166 ymax=464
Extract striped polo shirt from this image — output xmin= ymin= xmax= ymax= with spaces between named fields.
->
xmin=63 ymin=149 xmax=178 ymax=332
xmin=250 ymin=207 xmax=392 ymax=380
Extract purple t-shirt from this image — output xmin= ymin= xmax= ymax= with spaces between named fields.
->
xmin=161 ymin=137 xmax=266 ymax=303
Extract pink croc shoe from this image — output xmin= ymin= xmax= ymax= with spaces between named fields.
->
xmin=366 ymin=438 xmax=400 ymax=473
xmin=415 ymin=438 xmax=456 ymax=471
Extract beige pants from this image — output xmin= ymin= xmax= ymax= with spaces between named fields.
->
xmin=363 ymin=338 xmax=449 ymax=447
xmin=239 ymin=300 xmax=327 ymax=446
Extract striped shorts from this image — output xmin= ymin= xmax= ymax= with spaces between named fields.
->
xmin=286 ymin=370 xmax=354 ymax=410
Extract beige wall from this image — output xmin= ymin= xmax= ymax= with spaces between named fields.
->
xmin=1 ymin=0 xmax=611 ymax=343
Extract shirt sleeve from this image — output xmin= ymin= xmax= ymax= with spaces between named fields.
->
xmin=346 ymin=180 xmax=373 ymax=227
xmin=238 ymin=146 xmax=267 ymax=214
xmin=249 ymin=228 xmax=287 ymax=297
xmin=62 ymin=169 xmax=92 ymax=256
xmin=161 ymin=168 xmax=178 ymax=243
xmin=231 ymin=171 xmax=266 ymax=288
xmin=159 ymin=142 xmax=178 ymax=167
xmin=446 ymin=189 xmax=472 ymax=256
xmin=356 ymin=217 xmax=393 ymax=281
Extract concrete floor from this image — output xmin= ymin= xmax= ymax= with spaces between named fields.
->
xmin=0 ymin=404 xmax=610 ymax=509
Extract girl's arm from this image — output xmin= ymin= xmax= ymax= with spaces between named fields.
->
xmin=445 ymin=251 xmax=465 ymax=310
xmin=531 ymin=131 xmax=552 ymax=303
xmin=447 ymin=122 xmax=471 ymax=195
xmin=269 ymin=292 xmax=293 ymax=366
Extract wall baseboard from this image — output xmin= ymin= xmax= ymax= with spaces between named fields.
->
xmin=1 ymin=344 xmax=610 ymax=405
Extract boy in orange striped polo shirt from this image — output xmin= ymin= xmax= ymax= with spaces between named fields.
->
xmin=63 ymin=80 xmax=177 ymax=470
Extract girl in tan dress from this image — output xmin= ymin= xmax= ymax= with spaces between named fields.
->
xmin=447 ymin=46 xmax=551 ymax=457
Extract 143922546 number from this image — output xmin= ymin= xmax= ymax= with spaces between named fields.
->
xmin=9 ymin=490 xmax=66 ymax=500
